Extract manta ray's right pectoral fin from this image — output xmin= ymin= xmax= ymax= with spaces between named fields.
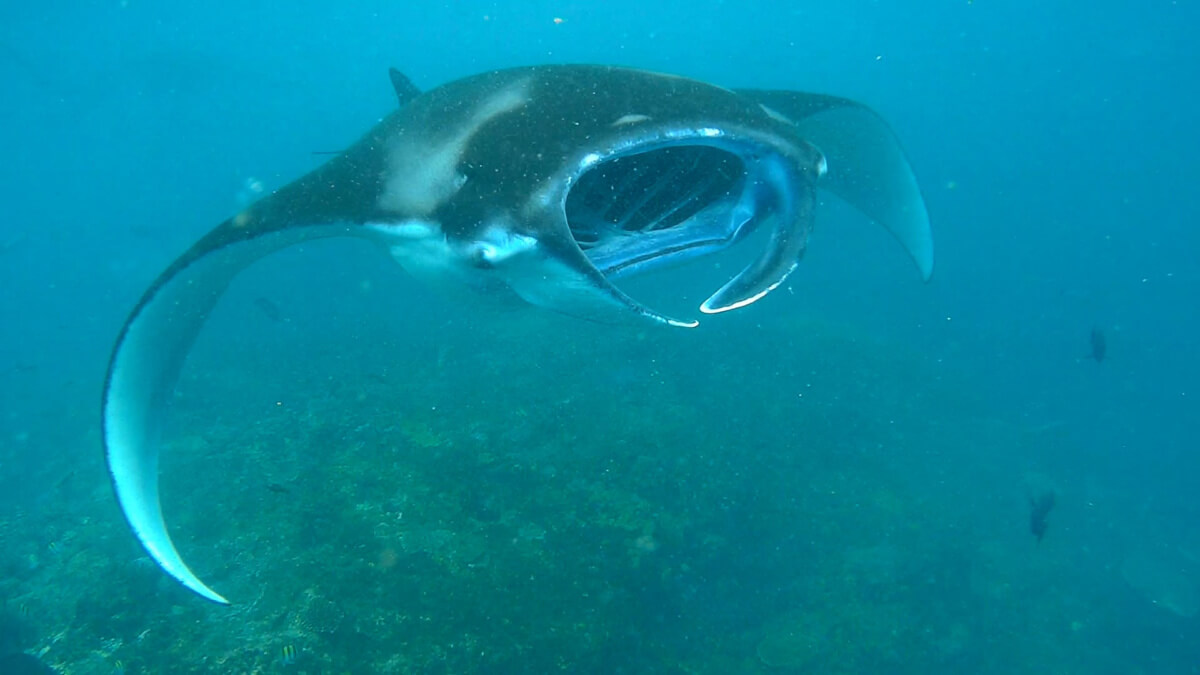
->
xmin=739 ymin=90 xmax=935 ymax=280
xmin=103 ymin=217 xmax=357 ymax=604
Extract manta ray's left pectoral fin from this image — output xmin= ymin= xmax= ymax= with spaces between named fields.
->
xmin=103 ymin=218 xmax=355 ymax=604
xmin=740 ymin=90 xmax=935 ymax=280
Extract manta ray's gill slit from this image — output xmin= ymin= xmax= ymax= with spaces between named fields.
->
xmin=564 ymin=145 xmax=745 ymax=251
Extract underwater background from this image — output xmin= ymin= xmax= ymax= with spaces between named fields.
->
xmin=1 ymin=1 xmax=1197 ymax=673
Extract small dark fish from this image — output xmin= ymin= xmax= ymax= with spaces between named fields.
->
xmin=254 ymin=297 xmax=284 ymax=323
xmin=266 ymin=482 xmax=291 ymax=494
xmin=1088 ymin=327 xmax=1106 ymax=363
xmin=54 ymin=470 xmax=76 ymax=491
xmin=1029 ymin=490 xmax=1056 ymax=543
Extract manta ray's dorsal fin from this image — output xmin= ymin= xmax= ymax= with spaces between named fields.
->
xmin=311 ymin=70 xmax=421 ymax=157
xmin=388 ymin=68 xmax=421 ymax=107
xmin=738 ymin=90 xmax=934 ymax=281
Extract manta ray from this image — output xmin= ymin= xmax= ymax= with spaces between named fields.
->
xmin=103 ymin=65 xmax=934 ymax=604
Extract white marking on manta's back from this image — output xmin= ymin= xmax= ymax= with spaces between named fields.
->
xmin=611 ymin=114 xmax=651 ymax=126
xmin=380 ymin=79 xmax=531 ymax=215
xmin=759 ymin=104 xmax=795 ymax=125
xmin=368 ymin=220 xmax=438 ymax=239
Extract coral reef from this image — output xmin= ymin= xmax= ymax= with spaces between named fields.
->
xmin=0 ymin=313 xmax=1170 ymax=672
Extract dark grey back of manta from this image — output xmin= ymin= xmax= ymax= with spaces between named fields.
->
xmin=102 ymin=65 xmax=935 ymax=604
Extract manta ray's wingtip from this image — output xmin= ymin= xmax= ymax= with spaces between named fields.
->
xmin=114 ymin=475 xmax=231 ymax=604
xmin=179 ymin=574 xmax=230 ymax=604
xmin=916 ymin=222 xmax=936 ymax=279
xmin=196 ymin=586 xmax=231 ymax=605
xmin=894 ymin=187 xmax=934 ymax=282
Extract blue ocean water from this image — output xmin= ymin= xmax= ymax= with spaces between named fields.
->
xmin=1 ymin=2 xmax=1197 ymax=673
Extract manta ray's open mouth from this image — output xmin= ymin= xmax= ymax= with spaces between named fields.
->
xmin=565 ymin=144 xmax=775 ymax=280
